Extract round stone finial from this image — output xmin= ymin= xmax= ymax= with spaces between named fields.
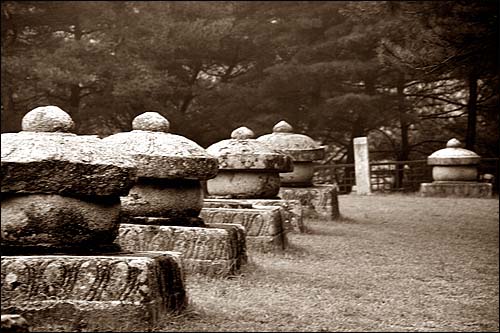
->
xmin=21 ymin=106 xmax=74 ymax=132
xmin=446 ymin=138 xmax=461 ymax=148
xmin=231 ymin=127 xmax=255 ymax=139
xmin=132 ymin=112 xmax=170 ymax=132
xmin=273 ymin=120 xmax=293 ymax=133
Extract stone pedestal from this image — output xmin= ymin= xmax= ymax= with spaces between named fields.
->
xmin=1 ymin=252 xmax=187 ymax=332
xmin=279 ymin=184 xmax=339 ymax=220
xmin=116 ymin=223 xmax=247 ymax=277
xmin=420 ymin=182 xmax=493 ymax=198
xmin=204 ymin=198 xmax=304 ymax=233
xmin=200 ymin=206 xmax=287 ymax=252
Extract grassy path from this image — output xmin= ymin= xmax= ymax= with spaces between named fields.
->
xmin=160 ymin=194 xmax=499 ymax=332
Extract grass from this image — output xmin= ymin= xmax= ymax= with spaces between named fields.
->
xmin=158 ymin=194 xmax=499 ymax=332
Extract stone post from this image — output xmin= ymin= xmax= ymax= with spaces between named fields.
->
xmin=1 ymin=106 xmax=187 ymax=332
xmin=353 ymin=136 xmax=372 ymax=195
xmin=420 ymin=138 xmax=492 ymax=197
xmin=257 ymin=121 xmax=340 ymax=221
xmin=203 ymin=126 xmax=294 ymax=251
xmin=103 ymin=112 xmax=248 ymax=276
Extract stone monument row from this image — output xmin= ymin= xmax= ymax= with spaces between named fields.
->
xmin=420 ymin=138 xmax=493 ymax=198
xmin=200 ymin=126 xmax=298 ymax=252
xmin=1 ymin=106 xmax=187 ymax=332
xmin=256 ymin=120 xmax=340 ymax=221
xmin=103 ymin=112 xmax=247 ymax=277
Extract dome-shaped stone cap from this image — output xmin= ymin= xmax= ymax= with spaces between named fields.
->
xmin=1 ymin=107 xmax=137 ymax=197
xmin=256 ymin=121 xmax=325 ymax=161
xmin=427 ymin=138 xmax=481 ymax=165
xmin=206 ymin=127 xmax=293 ymax=172
xmin=102 ymin=112 xmax=218 ymax=180
xmin=21 ymin=105 xmax=75 ymax=132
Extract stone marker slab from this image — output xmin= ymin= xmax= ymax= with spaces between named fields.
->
xmin=116 ymin=224 xmax=247 ymax=277
xmin=1 ymin=252 xmax=186 ymax=332
xmin=279 ymin=184 xmax=339 ymax=220
xmin=420 ymin=182 xmax=492 ymax=198
xmin=199 ymin=207 xmax=287 ymax=252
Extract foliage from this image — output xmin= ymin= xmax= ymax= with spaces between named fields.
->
xmin=1 ymin=1 xmax=498 ymax=159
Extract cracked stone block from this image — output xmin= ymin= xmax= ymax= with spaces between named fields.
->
xmin=1 ymin=252 xmax=187 ymax=332
xmin=204 ymin=198 xmax=304 ymax=233
xmin=420 ymin=182 xmax=492 ymax=198
xmin=116 ymin=224 xmax=247 ymax=277
xmin=199 ymin=206 xmax=287 ymax=252
xmin=279 ymin=184 xmax=340 ymax=220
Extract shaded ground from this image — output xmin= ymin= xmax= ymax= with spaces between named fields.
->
xmin=159 ymin=194 xmax=499 ymax=332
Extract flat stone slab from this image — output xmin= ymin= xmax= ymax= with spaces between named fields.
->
xmin=199 ymin=206 xmax=287 ymax=252
xmin=116 ymin=224 xmax=247 ymax=277
xmin=1 ymin=132 xmax=136 ymax=197
xmin=279 ymin=184 xmax=340 ymax=220
xmin=1 ymin=252 xmax=187 ymax=332
xmin=204 ymin=198 xmax=304 ymax=233
xmin=420 ymin=182 xmax=493 ymax=198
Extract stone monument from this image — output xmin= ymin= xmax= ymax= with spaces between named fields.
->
xmin=1 ymin=106 xmax=187 ymax=332
xmin=256 ymin=121 xmax=340 ymax=220
xmin=420 ymin=138 xmax=493 ymax=198
xmin=103 ymin=112 xmax=247 ymax=277
xmin=201 ymin=126 xmax=296 ymax=251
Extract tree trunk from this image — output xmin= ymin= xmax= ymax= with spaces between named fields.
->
xmin=68 ymin=22 xmax=83 ymax=132
xmin=69 ymin=84 xmax=82 ymax=132
xmin=1 ymin=84 xmax=19 ymax=133
xmin=465 ymin=73 xmax=478 ymax=150
xmin=396 ymin=72 xmax=409 ymax=190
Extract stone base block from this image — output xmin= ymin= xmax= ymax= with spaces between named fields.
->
xmin=117 ymin=224 xmax=247 ymax=277
xmin=199 ymin=207 xmax=287 ymax=252
xmin=1 ymin=314 xmax=29 ymax=332
xmin=420 ymin=182 xmax=493 ymax=198
xmin=1 ymin=252 xmax=187 ymax=332
xmin=278 ymin=184 xmax=340 ymax=220
xmin=204 ymin=198 xmax=304 ymax=233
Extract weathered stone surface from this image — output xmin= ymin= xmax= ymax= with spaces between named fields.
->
xmin=123 ymin=216 xmax=206 ymax=227
xmin=279 ymin=161 xmax=315 ymax=186
xmin=432 ymin=165 xmax=478 ymax=181
xmin=102 ymin=112 xmax=218 ymax=180
xmin=420 ymin=182 xmax=493 ymax=198
xmin=1 ymin=194 xmax=120 ymax=253
xmin=1 ymin=252 xmax=187 ymax=332
xmin=120 ymin=178 xmax=203 ymax=219
xmin=427 ymin=138 xmax=481 ymax=166
xmin=206 ymin=127 xmax=293 ymax=172
xmin=206 ymin=171 xmax=281 ymax=199
xmin=1 ymin=132 xmax=137 ymax=197
xmin=256 ymin=121 xmax=324 ymax=186
xmin=1 ymin=314 xmax=29 ymax=333
xmin=206 ymin=223 xmax=248 ymax=270
xmin=204 ymin=198 xmax=304 ymax=233
xmin=117 ymin=224 xmax=247 ymax=277
xmin=21 ymin=105 xmax=74 ymax=133
xmin=279 ymin=185 xmax=340 ymax=220
xmin=200 ymin=207 xmax=283 ymax=236
xmin=256 ymin=121 xmax=325 ymax=162
xmin=199 ymin=207 xmax=287 ymax=252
